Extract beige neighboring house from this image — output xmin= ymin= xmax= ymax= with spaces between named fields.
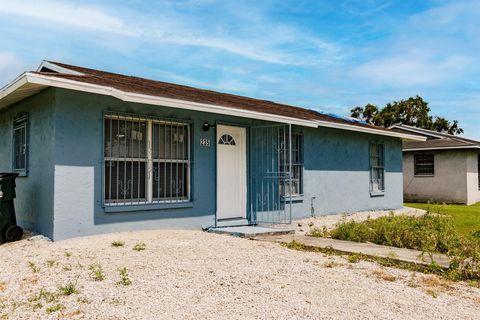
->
xmin=390 ymin=125 xmax=480 ymax=205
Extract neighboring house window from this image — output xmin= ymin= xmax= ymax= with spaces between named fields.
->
xmin=12 ymin=114 xmax=28 ymax=174
xmin=280 ymin=133 xmax=303 ymax=197
xmin=414 ymin=154 xmax=434 ymax=176
xmin=370 ymin=142 xmax=385 ymax=193
xmin=104 ymin=113 xmax=190 ymax=206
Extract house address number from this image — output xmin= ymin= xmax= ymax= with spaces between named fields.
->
xmin=200 ymin=138 xmax=211 ymax=147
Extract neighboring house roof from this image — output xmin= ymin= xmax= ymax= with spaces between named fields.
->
xmin=390 ymin=125 xmax=480 ymax=151
xmin=0 ymin=60 xmax=425 ymax=141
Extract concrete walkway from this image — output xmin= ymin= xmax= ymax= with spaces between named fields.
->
xmin=254 ymin=234 xmax=451 ymax=268
xmin=208 ymin=226 xmax=294 ymax=238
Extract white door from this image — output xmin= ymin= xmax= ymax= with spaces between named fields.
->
xmin=216 ymin=125 xmax=247 ymax=220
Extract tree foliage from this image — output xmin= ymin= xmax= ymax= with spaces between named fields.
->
xmin=350 ymin=95 xmax=463 ymax=135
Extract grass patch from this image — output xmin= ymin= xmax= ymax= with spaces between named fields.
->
xmin=405 ymin=202 xmax=480 ymax=236
xmin=58 ymin=281 xmax=78 ymax=296
xmin=133 ymin=242 xmax=146 ymax=251
xmin=284 ymin=240 xmax=306 ymax=251
xmin=45 ymin=260 xmax=56 ymax=268
xmin=46 ymin=303 xmax=65 ymax=314
xmin=347 ymin=254 xmax=362 ymax=263
xmin=111 ymin=241 xmax=125 ymax=248
xmin=320 ymin=211 xmax=480 ymax=280
xmin=372 ymin=269 xmax=397 ymax=282
xmin=28 ymin=261 xmax=40 ymax=273
xmin=89 ymin=263 xmax=106 ymax=281
xmin=117 ymin=267 xmax=131 ymax=286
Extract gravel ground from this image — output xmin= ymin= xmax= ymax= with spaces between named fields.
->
xmin=293 ymin=207 xmax=426 ymax=235
xmin=0 ymin=229 xmax=479 ymax=320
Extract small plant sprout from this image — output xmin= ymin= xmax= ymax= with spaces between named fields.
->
xmin=58 ymin=281 xmax=79 ymax=296
xmin=347 ymin=254 xmax=362 ymax=263
xmin=111 ymin=241 xmax=125 ymax=248
xmin=117 ymin=267 xmax=132 ymax=286
xmin=46 ymin=260 xmax=56 ymax=268
xmin=64 ymin=251 xmax=72 ymax=258
xmin=28 ymin=261 xmax=40 ymax=273
xmin=46 ymin=304 xmax=65 ymax=314
xmin=133 ymin=243 xmax=146 ymax=251
xmin=89 ymin=263 xmax=106 ymax=281
xmin=284 ymin=240 xmax=305 ymax=251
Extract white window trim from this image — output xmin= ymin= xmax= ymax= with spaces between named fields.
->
xmin=103 ymin=113 xmax=191 ymax=207
xmin=370 ymin=142 xmax=385 ymax=195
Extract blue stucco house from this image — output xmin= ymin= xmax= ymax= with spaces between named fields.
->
xmin=0 ymin=61 xmax=423 ymax=240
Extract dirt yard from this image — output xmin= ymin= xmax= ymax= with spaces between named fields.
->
xmin=0 ymin=229 xmax=479 ymax=319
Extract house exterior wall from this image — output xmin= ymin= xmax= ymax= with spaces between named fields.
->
xmin=466 ymin=150 xmax=480 ymax=205
xmin=0 ymin=89 xmax=56 ymax=238
xmin=293 ymin=126 xmax=403 ymax=217
xmin=403 ymin=150 xmax=469 ymax=204
xmin=2 ymin=88 xmax=404 ymax=240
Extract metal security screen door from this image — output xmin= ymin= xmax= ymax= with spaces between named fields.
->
xmin=250 ymin=124 xmax=292 ymax=224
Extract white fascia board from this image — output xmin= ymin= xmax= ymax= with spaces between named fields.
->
xmin=316 ymin=119 xmax=427 ymax=141
xmin=3 ymin=72 xmax=430 ymax=140
xmin=25 ymin=73 xmax=319 ymax=127
xmin=389 ymin=125 xmax=444 ymax=139
xmin=0 ymin=73 xmax=29 ymax=99
xmin=36 ymin=61 xmax=85 ymax=76
xmin=404 ymin=145 xmax=480 ymax=151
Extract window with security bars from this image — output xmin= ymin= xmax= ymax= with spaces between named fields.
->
xmin=279 ymin=133 xmax=303 ymax=197
xmin=13 ymin=114 xmax=28 ymax=173
xmin=370 ymin=143 xmax=385 ymax=193
xmin=414 ymin=154 xmax=434 ymax=176
xmin=104 ymin=113 xmax=190 ymax=206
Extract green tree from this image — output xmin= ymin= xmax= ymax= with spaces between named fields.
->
xmin=350 ymin=95 xmax=463 ymax=135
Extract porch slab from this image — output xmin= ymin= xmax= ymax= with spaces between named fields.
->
xmin=208 ymin=226 xmax=295 ymax=238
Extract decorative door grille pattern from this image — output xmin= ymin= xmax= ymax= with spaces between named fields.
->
xmin=250 ymin=124 xmax=292 ymax=224
xmin=104 ymin=112 xmax=190 ymax=206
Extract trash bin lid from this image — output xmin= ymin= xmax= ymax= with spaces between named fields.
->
xmin=0 ymin=173 xmax=19 ymax=181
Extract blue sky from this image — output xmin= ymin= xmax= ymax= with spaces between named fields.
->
xmin=0 ymin=0 xmax=479 ymax=138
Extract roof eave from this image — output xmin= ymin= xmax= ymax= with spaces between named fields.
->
xmin=0 ymin=72 xmax=425 ymax=141
xmin=403 ymin=145 xmax=480 ymax=151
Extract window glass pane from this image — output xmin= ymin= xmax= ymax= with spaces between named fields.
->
xmin=104 ymin=161 xmax=146 ymax=202
xmin=152 ymin=123 xmax=188 ymax=160
xmin=152 ymin=162 xmax=188 ymax=200
xmin=13 ymin=124 xmax=26 ymax=170
xmin=370 ymin=143 xmax=384 ymax=192
xmin=105 ymin=118 xmax=147 ymax=158
xmin=280 ymin=133 xmax=303 ymax=196
xmin=414 ymin=154 xmax=434 ymax=176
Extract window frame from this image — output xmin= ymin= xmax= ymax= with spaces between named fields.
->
xmin=102 ymin=112 xmax=191 ymax=209
xmin=369 ymin=142 xmax=385 ymax=195
xmin=414 ymin=154 xmax=435 ymax=177
xmin=280 ymin=132 xmax=304 ymax=198
xmin=12 ymin=114 xmax=29 ymax=176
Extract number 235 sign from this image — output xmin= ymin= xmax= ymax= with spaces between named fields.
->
xmin=200 ymin=138 xmax=211 ymax=147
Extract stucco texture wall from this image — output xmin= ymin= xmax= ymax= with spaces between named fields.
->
xmin=403 ymin=150 xmax=472 ymax=204
xmin=0 ymin=89 xmax=56 ymax=238
xmin=2 ymin=88 xmax=405 ymax=240
xmin=52 ymin=89 xmax=403 ymax=239
xmin=290 ymin=126 xmax=403 ymax=218
xmin=466 ymin=150 xmax=480 ymax=205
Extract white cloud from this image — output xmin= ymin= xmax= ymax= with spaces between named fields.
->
xmin=352 ymin=54 xmax=470 ymax=86
xmin=0 ymin=53 xmax=28 ymax=87
xmin=0 ymin=0 xmax=137 ymax=36
xmin=0 ymin=0 xmax=342 ymax=66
